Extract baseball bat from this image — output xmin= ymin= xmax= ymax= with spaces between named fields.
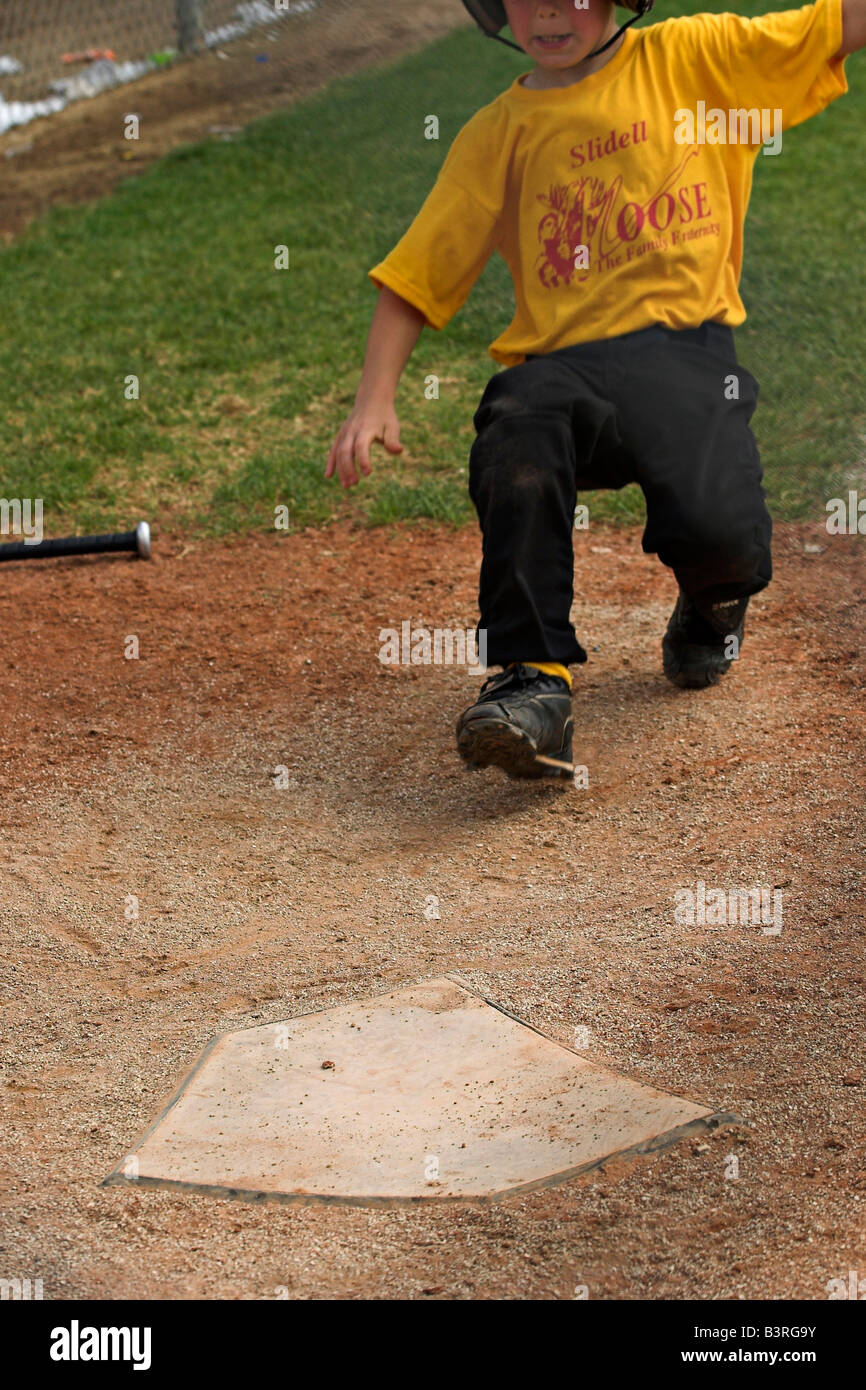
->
xmin=0 ymin=520 xmax=151 ymax=562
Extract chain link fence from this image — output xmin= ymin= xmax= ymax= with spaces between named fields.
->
xmin=0 ymin=1 xmax=316 ymax=109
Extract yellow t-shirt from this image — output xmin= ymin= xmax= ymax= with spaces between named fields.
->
xmin=368 ymin=0 xmax=848 ymax=366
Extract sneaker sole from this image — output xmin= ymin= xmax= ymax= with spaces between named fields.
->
xmin=457 ymin=717 xmax=574 ymax=781
xmin=663 ymin=664 xmax=724 ymax=689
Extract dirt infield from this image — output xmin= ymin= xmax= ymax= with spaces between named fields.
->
xmin=2 ymin=518 xmax=864 ymax=1299
xmin=0 ymin=0 xmax=469 ymax=239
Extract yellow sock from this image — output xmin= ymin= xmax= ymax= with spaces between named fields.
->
xmin=508 ymin=661 xmax=572 ymax=689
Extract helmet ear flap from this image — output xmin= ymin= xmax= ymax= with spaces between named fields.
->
xmin=461 ymin=0 xmax=509 ymax=36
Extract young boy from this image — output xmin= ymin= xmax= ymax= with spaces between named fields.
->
xmin=325 ymin=0 xmax=864 ymax=780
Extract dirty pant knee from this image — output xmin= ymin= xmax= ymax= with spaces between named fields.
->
xmin=467 ymin=412 xmax=585 ymax=667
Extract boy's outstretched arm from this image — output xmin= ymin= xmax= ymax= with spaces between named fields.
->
xmin=837 ymin=0 xmax=866 ymax=54
xmin=325 ymin=286 xmax=426 ymax=490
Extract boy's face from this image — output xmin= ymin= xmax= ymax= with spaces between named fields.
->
xmin=502 ymin=0 xmax=618 ymax=71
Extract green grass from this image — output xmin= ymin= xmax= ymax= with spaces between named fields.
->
xmin=1 ymin=4 xmax=863 ymax=538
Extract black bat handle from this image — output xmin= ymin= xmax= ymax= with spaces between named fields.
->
xmin=0 ymin=521 xmax=151 ymax=561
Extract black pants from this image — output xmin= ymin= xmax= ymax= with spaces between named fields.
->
xmin=468 ymin=321 xmax=772 ymax=667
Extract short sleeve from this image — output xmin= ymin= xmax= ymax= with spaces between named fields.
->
xmin=369 ymin=170 xmax=501 ymax=331
xmin=723 ymin=0 xmax=848 ymax=130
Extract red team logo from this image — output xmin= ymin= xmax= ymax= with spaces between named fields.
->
xmin=535 ymin=137 xmax=719 ymax=287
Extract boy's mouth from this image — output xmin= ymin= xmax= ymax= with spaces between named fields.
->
xmin=532 ymin=34 xmax=574 ymax=51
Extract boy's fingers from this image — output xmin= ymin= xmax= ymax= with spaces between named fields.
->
xmin=382 ymin=420 xmax=403 ymax=454
xmin=327 ymin=418 xmax=396 ymax=486
xmin=326 ymin=430 xmax=348 ymax=479
xmin=333 ymin=433 xmax=357 ymax=486
xmin=326 ymin=406 xmax=401 ymax=481
xmin=340 ymin=435 xmax=364 ymax=486
xmin=355 ymin=432 xmax=374 ymax=475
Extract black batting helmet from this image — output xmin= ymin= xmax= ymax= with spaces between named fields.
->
xmin=462 ymin=0 xmax=654 ymax=30
xmin=462 ymin=0 xmax=655 ymax=57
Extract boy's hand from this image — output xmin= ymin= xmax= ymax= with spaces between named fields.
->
xmin=324 ymin=397 xmax=404 ymax=489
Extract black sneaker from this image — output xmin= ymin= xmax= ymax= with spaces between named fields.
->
xmin=456 ymin=663 xmax=573 ymax=780
xmin=662 ymin=591 xmax=749 ymax=688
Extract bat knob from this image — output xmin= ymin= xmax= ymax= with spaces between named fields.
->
xmin=135 ymin=521 xmax=152 ymax=559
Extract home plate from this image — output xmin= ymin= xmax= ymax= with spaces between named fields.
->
xmin=104 ymin=977 xmax=736 ymax=1205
